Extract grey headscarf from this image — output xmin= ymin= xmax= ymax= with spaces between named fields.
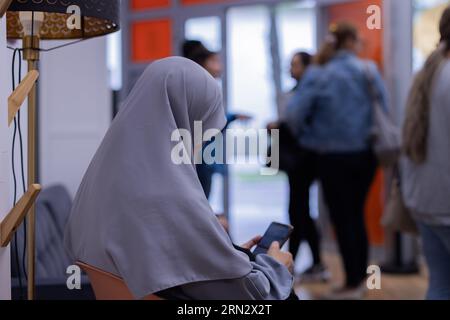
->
xmin=64 ymin=57 xmax=253 ymax=299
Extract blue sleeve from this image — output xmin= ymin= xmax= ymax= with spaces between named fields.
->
xmin=285 ymin=66 xmax=321 ymax=137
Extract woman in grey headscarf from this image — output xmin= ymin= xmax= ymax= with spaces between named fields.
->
xmin=64 ymin=57 xmax=294 ymax=300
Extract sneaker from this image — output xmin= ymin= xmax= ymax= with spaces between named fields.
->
xmin=323 ymin=283 xmax=367 ymax=300
xmin=297 ymin=264 xmax=331 ymax=283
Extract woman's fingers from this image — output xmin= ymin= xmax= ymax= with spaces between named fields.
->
xmin=268 ymin=241 xmax=280 ymax=252
xmin=267 ymin=241 xmax=294 ymax=273
xmin=240 ymin=235 xmax=262 ymax=250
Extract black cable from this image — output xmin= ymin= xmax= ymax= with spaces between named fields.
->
xmin=31 ymin=12 xmax=35 ymax=40
xmin=16 ymin=49 xmax=28 ymax=281
xmin=18 ymin=109 xmax=28 ymax=282
xmin=18 ymin=125 xmax=28 ymax=279
xmin=11 ymin=49 xmax=18 ymax=197
xmin=11 ymin=48 xmax=24 ymax=300
xmin=12 ymin=124 xmax=23 ymax=300
xmin=17 ymin=51 xmax=25 ymax=195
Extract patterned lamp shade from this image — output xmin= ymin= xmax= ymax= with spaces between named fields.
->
xmin=7 ymin=0 xmax=120 ymax=39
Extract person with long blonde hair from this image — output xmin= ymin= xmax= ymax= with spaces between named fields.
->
xmin=402 ymin=6 xmax=450 ymax=300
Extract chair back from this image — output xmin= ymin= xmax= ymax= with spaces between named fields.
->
xmin=76 ymin=261 xmax=162 ymax=300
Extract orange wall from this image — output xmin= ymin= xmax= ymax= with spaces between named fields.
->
xmin=327 ymin=0 xmax=385 ymax=246
xmin=132 ymin=19 xmax=172 ymax=62
xmin=131 ymin=0 xmax=170 ymax=10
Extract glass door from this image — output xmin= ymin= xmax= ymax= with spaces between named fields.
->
xmin=226 ymin=2 xmax=317 ymax=273
xmin=226 ymin=4 xmax=285 ymax=244
xmin=184 ymin=15 xmax=225 ymax=215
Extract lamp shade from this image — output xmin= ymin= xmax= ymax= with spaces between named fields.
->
xmin=7 ymin=0 xmax=120 ymax=40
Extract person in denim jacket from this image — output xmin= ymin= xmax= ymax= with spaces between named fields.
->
xmin=286 ymin=22 xmax=389 ymax=300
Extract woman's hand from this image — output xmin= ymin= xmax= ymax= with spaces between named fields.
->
xmin=240 ymin=236 xmax=262 ymax=250
xmin=267 ymin=242 xmax=294 ymax=274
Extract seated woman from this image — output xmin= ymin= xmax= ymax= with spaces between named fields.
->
xmin=64 ymin=57 xmax=294 ymax=300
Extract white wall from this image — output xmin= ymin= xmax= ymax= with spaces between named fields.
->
xmin=0 ymin=17 xmax=12 ymax=300
xmin=39 ymin=38 xmax=111 ymax=198
xmin=383 ymin=0 xmax=413 ymax=123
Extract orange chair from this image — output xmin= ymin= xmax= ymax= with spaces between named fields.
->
xmin=76 ymin=261 xmax=162 ymax=300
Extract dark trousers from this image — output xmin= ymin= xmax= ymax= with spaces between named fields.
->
xmin=318 ymin=150 xmax=377 ymax=287
xmin=287 ymin=149 xmax=322 ymax=265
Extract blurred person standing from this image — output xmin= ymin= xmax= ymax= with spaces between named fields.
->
xmin=182 ymin=40 xmax=251 ymax=199
xmin=402 ymin=6 xmax=450 ymax=300
xmin=286 ymin=23 xmax=389 ymax=299
xmin=268 ymin=52 xmax=329 ymax=282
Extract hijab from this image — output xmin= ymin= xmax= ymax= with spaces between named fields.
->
xmin=64 ymin=57 xmax=253 ymax=299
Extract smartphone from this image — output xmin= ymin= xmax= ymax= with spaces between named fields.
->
xmin=253 ymin=222 xmax=294 ymax=255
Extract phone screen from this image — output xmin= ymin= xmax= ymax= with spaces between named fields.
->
xmin=253 ymin=222 xmax=293 ymax=255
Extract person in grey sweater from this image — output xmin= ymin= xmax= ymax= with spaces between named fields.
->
xmin=402 ymin=6 xmax=450 ymax=300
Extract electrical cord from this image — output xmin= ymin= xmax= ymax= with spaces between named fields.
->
xmin=11 ymin=48 xmax=24 ymax=300
xmin=11 ymin=47 xmax=29 ymax=299
xmin=16 ymin=49 xmax=28 ymax=282
xmin=18 ymin=107 xmax=28 ymax=282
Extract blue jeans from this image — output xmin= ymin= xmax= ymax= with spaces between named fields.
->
xmin=419 ymin=222 xmax=450 ymax=300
